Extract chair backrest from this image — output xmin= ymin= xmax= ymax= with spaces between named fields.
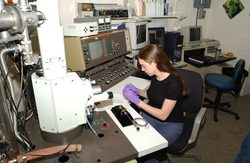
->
xmin=177 ymin=69 xmax=204 ymax=114
xmin=233 ymin=59 xmax=245 ymax=84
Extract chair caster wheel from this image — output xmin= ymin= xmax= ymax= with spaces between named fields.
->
xmin=214 ymin=117 xmax=218 ymax=122
xmin=235 ymin=115 xmax=240 ymax=120
xmin=227 ymin=104 xmax=231 ymax=108
xmin=195 ymin=155 xmax=201 ymax=161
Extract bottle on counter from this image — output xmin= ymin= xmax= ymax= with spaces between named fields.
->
xmin=215 ymin=49 xmax=221 ymax=61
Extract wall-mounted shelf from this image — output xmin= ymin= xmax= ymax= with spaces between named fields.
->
xmin=111 ymin=15 xmax=180 ymax=21
xmin=140 ymin=15 xmax=179 ymax=19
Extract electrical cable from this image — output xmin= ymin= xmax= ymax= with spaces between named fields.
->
xmin=85 ymin=96 xmax=99 ymax=138
xmin=86 ymin=110 xmax=99 ymax=138
xmin=53 ymin=143 xmax=71 ymax=163
xmin=4 ymin=61 xmax=20 ymax=84
xmin=0 ymin=67 xmax=19 ymax=119
xmin=11 ymin=72 xmax=21 ymax=81
xmin=21 ymin=68 xmax=30 ymax=134
xmin=196 ymin=8 xmax=199 ymax=26
xmin=0 ymin=48 xmax=33 ymax=150
xmin=19 ymin=57 xmax=42 ymax=150
xmin=27 ymin=129 xmax=41 ymax=151
xmin=29 ymin=28 xmax=37 ymax=37
xmin=0 ymin=55 xmax=41 ymax=151
xmin=5 ymin=56 xmax=29 ymax=137
xmin=20 ymin=109 xmax=33 ymax=121
xmin=3 ymin=94 xmax=29 ymax=150
xmin=17 ymin=56 xmax=41 ymax=120
xmin=133 ymin=118 xmax=149 ymax=129
xmin=89 ymin=112 xmax=93 ymax=121
xmin=26 ymin=56 xmax=42 ymax=118
xmin=2 ymin=55 xmax=20 ymax=112
xmin=20 ymin=55 xmax=23 ymax=105
xmin=16 ymin=71 xmax=28 ymax=114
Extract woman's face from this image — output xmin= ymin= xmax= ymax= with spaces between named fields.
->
xmin=138 ymin=58 xmax=157 ymax=76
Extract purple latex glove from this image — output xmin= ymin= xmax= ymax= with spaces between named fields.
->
xmin=124 ymin=83 xmax=140 ymax=95
xmin=123 ymin=89 xmax=141 ymax=106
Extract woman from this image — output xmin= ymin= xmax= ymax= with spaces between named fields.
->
xmin=123 ymin=44 xmax=189 ymax=163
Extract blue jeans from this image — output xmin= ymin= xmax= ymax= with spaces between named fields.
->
xmin=137 ymin=112 xmax=183 ymax=163
xmin=234 ymin=132 xmax=250 ymax=163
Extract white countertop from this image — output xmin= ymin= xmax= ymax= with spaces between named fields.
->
xmin=98 ymin=76 xmax=168 ymax=157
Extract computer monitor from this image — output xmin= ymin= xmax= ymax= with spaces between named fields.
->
xmin=178 ymin=26 xmax=202 ymax=47
xmin=125 ymin=20 xmax=149 ymax=50
xmin=148 ymin=27 xmax=165 ymax=50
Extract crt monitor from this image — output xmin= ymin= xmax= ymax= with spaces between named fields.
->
xmin=126 ymin=20 xmax=149 ymax=50
xmin=64 ymin=29 xmax=131 ymax=71
xmin=148 ymin=27 xmax=165 ymax=50
xmin=88 ymin=40 xmax=104 ymax=60
xmin=178 ymin=26 xmax=202 ymax=47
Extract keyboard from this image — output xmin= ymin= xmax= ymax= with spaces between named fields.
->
xmin=188 ymin=57 xmax=204 ymax=64
xmin=188 ymin=56 xmax=210 ymax=64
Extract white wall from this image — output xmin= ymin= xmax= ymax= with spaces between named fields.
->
xmin=205 ymin=0 xmax=250 ymax=96
xmin=150 ymin=0 xmax=250 ymax=96
xmin=82 ymin=0 xmax=250 ymax=95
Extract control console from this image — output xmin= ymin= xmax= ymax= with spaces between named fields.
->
xmin=85 ymin=56 xmax=137 ymax=91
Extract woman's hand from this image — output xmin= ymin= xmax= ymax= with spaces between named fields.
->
xmin=123 ymin=89 xmax=141 ymax=106
xmin=124 ymin=83 xmax=140 ymax=95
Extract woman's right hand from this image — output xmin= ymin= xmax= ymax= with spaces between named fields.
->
xmin=124 ymin=83 xmax=140 ymax=95
xmin=123 ymin=89 xmax=141 ymax=106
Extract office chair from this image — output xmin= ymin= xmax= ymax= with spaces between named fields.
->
xmin=165 ymin=69 xmax=207 ymax=163
xmin=221 ymin=65 xmax=249 ymax=102
xmin=203 ymin=59 xmax=245 ymax=122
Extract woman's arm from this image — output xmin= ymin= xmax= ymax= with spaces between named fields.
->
xmin=138 ymin=90 xmax=148 ymax=99
xmin=138 ymin=99 xmax=177 ymax=121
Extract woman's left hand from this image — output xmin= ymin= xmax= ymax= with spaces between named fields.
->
xmin=123 ymin=89 xmax=141 ymax=106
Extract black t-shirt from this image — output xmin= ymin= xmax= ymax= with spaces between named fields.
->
xmin=147 ymin=74 xmax=184 ymax=123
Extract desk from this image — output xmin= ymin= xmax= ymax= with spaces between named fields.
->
xmin=185 ymin=56 xmax=237 ymax=67
xmin=102 ymin=76 xmax=168 ymax=157
xmin=181 ymin=46 xmax=236 ymax=78
xmin=21 ymin=76 xmax=167 ymax=163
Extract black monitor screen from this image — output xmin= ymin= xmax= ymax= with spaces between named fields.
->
xmin=136 ymin=24 xmax=146 ymax=44
xmin=155 ymin=30 xmax=163 ymax=39
xmin=149 ymin=28 xmax=164 ymax=48
xmin=89 ymin=40 xmax=104 ymax=60
xmin=190 ymin=28 xmax=200 ymax=41
xmin=149 ymin=33 xmax=159 ymax=44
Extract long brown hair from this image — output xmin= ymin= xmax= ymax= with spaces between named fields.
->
xmin=138 ymin=44 xmax=189 ymax=96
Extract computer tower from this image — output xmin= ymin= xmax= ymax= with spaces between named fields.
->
xmin=164 ymin=34 xmax=183 ymax=62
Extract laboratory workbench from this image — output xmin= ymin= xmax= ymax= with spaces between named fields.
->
xmin=21 ymin=76 xmax=168 ymax=163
